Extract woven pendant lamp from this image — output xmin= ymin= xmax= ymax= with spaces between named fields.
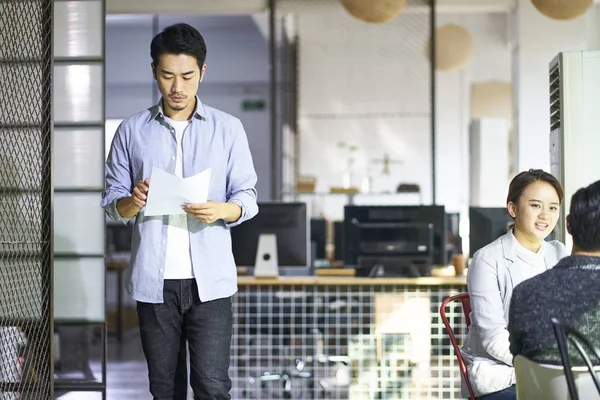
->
xmin=531 ymin=0 xmax=592 ymax=20
xmin=425 ymin=24 xmax=473 ymax=71
xmin=340 ymin=0 xmax=407 ymax=23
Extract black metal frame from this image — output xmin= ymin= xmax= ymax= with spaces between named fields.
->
xmin=0 ymin=0 xmax=54 ymax=398
xmin=551 ymin=317 xmax=600 ymax=400
xmin=269 ymin=0 xmax=279 ymax=200
xmin=429 ymin=0 xmax=437 ymax=205
xmin=44 ymin=0 xmax=55 ymax=397
xmin=53 ymin=321 xmax=107 ymax=399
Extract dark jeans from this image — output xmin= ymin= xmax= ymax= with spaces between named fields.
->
xmin=173 ymin=331 xmax=188 ymax=400
xmin=137 ymin=279 xmax=233 ymax=400
xmin=479 ymin=385 xmax=516 ymax=400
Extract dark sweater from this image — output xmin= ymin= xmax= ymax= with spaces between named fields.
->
xmin=508 ymin=255 xmax=600 ymax=365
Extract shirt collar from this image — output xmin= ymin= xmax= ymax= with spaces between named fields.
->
xmin=502 ymin=228 xmax=545 ymax=262
xmin=509 ymin=228 xmax=545 ymax=258
xmin=554 ymin=255 xmax=600 ymax=270
xmin=148 ymin=95 xmax=206 ymax=123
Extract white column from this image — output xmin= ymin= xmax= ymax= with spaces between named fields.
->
xmin=469 ymin=119 xmax=510 ymax=207
xmin=586 ymin=5 xmax=600 ymax=51
xmin=514 ymin=0 xmax=590 ymax=172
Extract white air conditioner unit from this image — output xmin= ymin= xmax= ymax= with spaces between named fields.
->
xmin=549 ymin=50 xmax=600 ymax=249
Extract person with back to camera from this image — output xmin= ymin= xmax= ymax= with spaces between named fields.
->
xmin=508 ymin=178 xmax=600 ymax=366
xmin=460 ymin=169 xmax=569 ymax=399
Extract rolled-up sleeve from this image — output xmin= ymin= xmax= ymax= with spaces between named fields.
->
xmin=467 ymin=252 xmax=514 ymax=366
xmin=225 ymin=118 xmax=258 ymax=228
xmin=101 ymin=122 xmax=134 ymax=225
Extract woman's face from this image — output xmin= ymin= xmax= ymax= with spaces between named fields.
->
xmin=508 ymin=181 xmax=561 ymax=242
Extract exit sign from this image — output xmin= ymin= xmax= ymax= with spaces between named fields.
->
xmin=242 ymin=99 xmax=265 ymax=111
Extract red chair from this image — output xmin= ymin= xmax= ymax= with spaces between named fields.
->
xmin=440 ymin=293 xmax=477 ymax=399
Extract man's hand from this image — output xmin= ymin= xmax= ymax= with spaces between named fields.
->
xmin=182 ymin=201 xmax=241 ymax=224
xmin=116 ymin=178 xmax=150 ymax=218
xmin=131 ymin=179 xmax=150 ymax=208
xmin=182 ymin=200 xmax=224 ymax=224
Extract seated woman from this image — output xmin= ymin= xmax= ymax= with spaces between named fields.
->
xmin=461 ymin=169 xmax=569 ymax=400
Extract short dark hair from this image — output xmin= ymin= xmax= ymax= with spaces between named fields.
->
xmin=507 ymin=169 xmax=564 ymax=206
xmin=568 ymin=180 xmax=600 ymax=251
xmin=150 ymin=23 xmax=207 ymax=69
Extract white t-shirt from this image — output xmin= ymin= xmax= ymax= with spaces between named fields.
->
xmin=163 ymin=117 xmax=194 ymax=279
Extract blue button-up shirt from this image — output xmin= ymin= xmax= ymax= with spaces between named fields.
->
xmin=101 ymin=97 xmax=258 ymax=303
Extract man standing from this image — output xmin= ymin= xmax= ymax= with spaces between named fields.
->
xmin=101 ymin=23 xmax=258 ymax=399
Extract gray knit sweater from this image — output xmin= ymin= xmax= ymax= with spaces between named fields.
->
xmin=508 ymin=255 xmax=600 ymax=365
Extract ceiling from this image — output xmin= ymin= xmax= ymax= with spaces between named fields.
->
xmin=105 ymin=0 xmax=517 ymax=15
xmin=106 ymin=14 xmax=257 ymax=30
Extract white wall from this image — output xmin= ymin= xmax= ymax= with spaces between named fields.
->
xmin=434 ymin=13 xmax=512 ymax=215
xmin=435 ymin=12 xmax=512 ymax=244
xmin=469 ymin=118 xmax=510 ymax=207
xmin=588 ymin=5 xmax=600 ymax=50
xmin=296 ymin=9 xmax=512 ymax=233
xmin=515 ymin=0 xmax=591 ymax=172
xmin=297 ymin=10 xmax=432 ymax=205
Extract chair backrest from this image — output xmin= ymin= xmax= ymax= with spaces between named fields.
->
xmin=514 ymin=355 xmax=600 ymax=400
xmin=552 ymin=317 xmax=600 ymax=400
xmin=439 ymin=293 xmax=476 ymax=399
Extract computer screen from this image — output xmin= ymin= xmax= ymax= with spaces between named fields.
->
xmin=310 ymin=218 xmax=327 ymax=260
xmin=343 ymin=205 xmax=447 ymax=276
xmin=333 ymin=220 xmax=344 ymax=262
xmin=445 ymin=212 xmax=463 ymax=256
xmin=231 ymin=202 xmax=309 ymax=269
xmin=469 ymin=207 xmax=512 ymax=257
xmin=106 ymin=221 xmax=133 ymax=254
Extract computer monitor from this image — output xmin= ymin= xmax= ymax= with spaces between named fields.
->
xmin=446 ymin=212 xmax=460 ymax=239
xmin=344 ymin=205 xmax=447 ymax=277
xmin=333 ymin=220 xmax=344 ymax=262
xmin=106 ymin=221 xmax=133 ymax=254
xmin=231 ymin=202 xmax=309 ymax=275
xmin=445 ymin=212 xmax=463 ymax=257
xmin=310 ymin=218 xmax=327 ymax=260
xmin=469 ymin=207 xmax=512 ymax=257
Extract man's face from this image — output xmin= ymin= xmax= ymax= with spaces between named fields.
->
xmin=152 ymin=53 xmax=206 ymax=119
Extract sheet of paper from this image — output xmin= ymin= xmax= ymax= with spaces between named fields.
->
xmin=143 ymin=166 xmax=211 ymax=216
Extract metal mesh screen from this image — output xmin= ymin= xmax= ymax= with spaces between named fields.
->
xmin=231 ymin=283 xmax=467 ymax=399
xmin=0 ymin=0 xmax=53 ymax=399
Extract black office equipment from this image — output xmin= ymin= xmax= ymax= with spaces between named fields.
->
xmin=310 ymin=218 xmax=327 ymax=261
xmin=333 ymin=220 xmax=344 ymax=262
xmin=343 ymin=205 xmax=446 ymax=277
xmin=106 ymin=221 xmax=133 ymax=254
xmin=445 ymin=212 xmax=463 ymax=258
xmin=468 ymin=207 xmax=512 ymax=257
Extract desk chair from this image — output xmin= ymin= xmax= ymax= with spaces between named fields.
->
xmin=514 ymin=355 xmax=600 ymax=400
xmin=439 ymin=293 xmax=476 ymax=399
xmin=552 ymin=317 xmax=600 ymax=400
